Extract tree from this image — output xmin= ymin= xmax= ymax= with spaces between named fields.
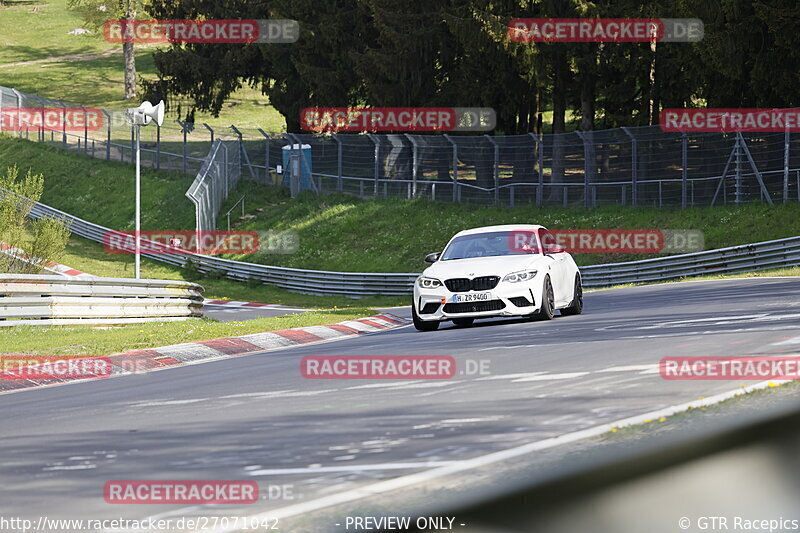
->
xmin=68 ymin=0 xmax=144 ymax=100
xmin=0 ymin=167 xmax=71 ymax=274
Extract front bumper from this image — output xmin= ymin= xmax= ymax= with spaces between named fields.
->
xmin=414 ymin=282 xmax=540 ymax=321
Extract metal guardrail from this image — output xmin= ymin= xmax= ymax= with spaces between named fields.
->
xmin=0 ymin=274 xmax=204 ymax=326
xmin=16 ymin=195 xmax=800 ymax=297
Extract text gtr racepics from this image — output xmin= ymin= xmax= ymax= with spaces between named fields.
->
xmin=412 ymin=225 xmax=583 ymax=331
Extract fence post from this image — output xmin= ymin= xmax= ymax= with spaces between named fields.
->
xmin=681 ymin=133 xmax=688 ymax=209
xmin=405 ymin=134 xmax=418 ymax=198
xmin=528 ymin=132 xmax=543 ymax=207
xmin=484 ymin=134 xmax=500 ymax=206
xmin=784 ymin=127 xmax=790 ymax=204
xmin=11 ymin=89 xmax=22 ymax=136
xmin=575 ymin=131 xmax=592 ymax=208
xmin=367 ymin=133 xmax=380 ymax=196
xmin=257 ymin=128 xmax=269 ymax=184
xmin=81 ymin=106 xmax=88 ymax=153
xmin=621 ymin=127 xmax=637 ymax=206
xmin=0 ymin=89 xmax=3 ymax=134
xmin=176 ymin=119 xmax=188 ymax=174
xmin=102 ymin=109 xmax=111 ymax=160
xmin=203 ymin=123 xmax=215 ymax=144
xmin=333 ymin=134 xmax=343 ymax=192
xmin=443 ymin=134 xmax=460 ymax=203
xmin=35 ymin=95 xmax=45 ymax=143
xmin=59 ymin=101 xmax=67 ymax=147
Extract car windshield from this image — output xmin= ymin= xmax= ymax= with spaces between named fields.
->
xmin=441 ymin=231 xmax=540 ymax=260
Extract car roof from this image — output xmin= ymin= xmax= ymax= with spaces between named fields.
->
xmin=454 ymin=224 xmax=546 ymax=237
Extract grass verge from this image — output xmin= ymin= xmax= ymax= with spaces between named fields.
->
xmin=0 ymin=308 xmax=379 ymax=356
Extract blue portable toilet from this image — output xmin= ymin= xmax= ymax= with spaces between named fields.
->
xmin=281 ymin=143 xmax=313 ymax=196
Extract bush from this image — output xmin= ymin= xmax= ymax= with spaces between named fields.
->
xmin=0 ymin=166 xmax=71 ymax=274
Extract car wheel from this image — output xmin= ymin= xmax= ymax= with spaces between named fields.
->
xmin=412 ymin=301 xmax=440 ymax=331
xmin=452 ymin=318 xmax=474 ymax=328
xmin=535 ymin=275 xmax=555 ymax=321
xmin=561 ymin=274 xmax=583 ymax=316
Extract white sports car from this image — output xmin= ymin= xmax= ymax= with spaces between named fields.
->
xmin=412 ymin=225 xmax=583 ymax=331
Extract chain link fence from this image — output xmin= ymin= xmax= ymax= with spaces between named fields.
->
xmin=3 ymin=85 xmax=800 ymax=212
xmin=184 ymin=139 xmax=241 ymax=239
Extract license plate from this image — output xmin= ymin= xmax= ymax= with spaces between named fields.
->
xmin=452 ymin=292 xmax=491 ymax=303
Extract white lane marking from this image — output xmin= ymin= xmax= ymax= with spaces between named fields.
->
xmin=598 ymin=313 xmax=800 ymax=332
xmin=131 ymin=399 xmax=207 ymax=407
xmin=43 ymin=464 xmax=97 ymax=471
xmin=204 ymin=378 xmax=789 ymax=533
xmin=598 ymin=364 xmax=657 ymax=372
xmin=247 ymin=462 xmax=456 ymax=476
xmin=598 ymin=364 xmax=661 ymax=375
xmin=220 ymin=390 xmax=296 ymax=398
xmin=345 ymin=381 xmax=424 ymax=390
xmin=772 ymin=336 xmax=800 ymax=346
xmin=475 ymin=372 xmax=545 ymax=381
xmin=478 ymin=342 xmax=587 ymax=351
xmin=512 ymin=372 xmax=589 ymax=382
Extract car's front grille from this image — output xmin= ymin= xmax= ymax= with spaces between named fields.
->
xmin=509 ymin=296 xmax=533 ymax=307
xmin=444 ymin=276 xmax=499 ymax=292
xmin=420 ymin=302 xmax=440 ymax=314
xmin=443 ymin=300 xmax=505 ymax=314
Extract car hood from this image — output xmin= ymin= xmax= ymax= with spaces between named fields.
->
xmin=422 ymin=254 xmax=548 ymax=280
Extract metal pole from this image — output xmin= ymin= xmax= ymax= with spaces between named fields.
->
xmin=135 ymin=124 xmax=141 ymax=279
xmin=12 ymin=89 xmax=22 ymax=136
xmin=333 ymin=135 xmax=343 ymax=192
xmin=621 ymin=127 xmax=637 ymax=206
xmin=82 ymin=106 xmax=88 ymax=153
xmin=176 ymin=120 xmax=188 ymax=174
xmin=102 ymin=109 xmax=111 ymax=160
xmin=575 ymin=131 xmax=591 ymax=208
xmin=444 ymin=134 xmax=459 ymax=203
xmin=0 ymin=89 xmax=3 ymax=134
xmin=484 ymin=134 xmax=500 ymax=206
xmin=60 ymin=101 xmax=67 ymax=147
xmin=405 ymin=134 xmax=418 ymax=198
xmin=529 ymin=132 xmax=543 ymax=207
xmin=258 ymin=128 xmax=270 ymax=183
xmin=156 ymin=123 xmax=161 ymax=170
xmin=681 ymin=133 xmax=688 ymax=209
xmin=784 ymin=128 xmax=790 ymax=204
xmin=367 ymin=133 xmax=380 ymax=196
xmin=203 ymin=123 xmax=215 ymax=143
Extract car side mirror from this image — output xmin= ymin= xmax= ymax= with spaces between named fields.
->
xmin=424 ymin=252 xmax=440 ymax=263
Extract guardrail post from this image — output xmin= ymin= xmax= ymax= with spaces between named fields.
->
xmin=443 ymin=134 xmax=460 ymax=203
xmin=621 ymin=127 xmax=637 ymax=206
xmin=333 ymin=134 xmax=343 ymax=192
xmin=529 ymin=132 xmax=543 ymax=207
xmin=484 ymin=134 xmax=500 ymax=206
xmin=681 ymin=133 xmax=688 ymax=209
xmin=102 ymin=109 xmax=111 ymax=160
xmin=257 ymin=128 xmax=270 ymax=184
xmin=367 ymin=133 xmax=380 ymax=196
xmin=784 ymin=127 xmax=790 ymax=204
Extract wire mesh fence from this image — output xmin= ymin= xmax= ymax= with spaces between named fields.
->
xmin=185 ymin=139 xmax=241 ymax=238
xmin=3 ymin=84 xmax=800 ymax=212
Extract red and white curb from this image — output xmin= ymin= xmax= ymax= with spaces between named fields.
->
xmin=0 ymin=242 xmax=93 ymax=279
xmin=0 ymin=313 xmax=409 ymax=394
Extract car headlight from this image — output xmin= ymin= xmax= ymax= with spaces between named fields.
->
xmin=502 ymin=270 xmax=537 ymax=283
xmin=418 ymin=276 xmax=443 ymax=289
